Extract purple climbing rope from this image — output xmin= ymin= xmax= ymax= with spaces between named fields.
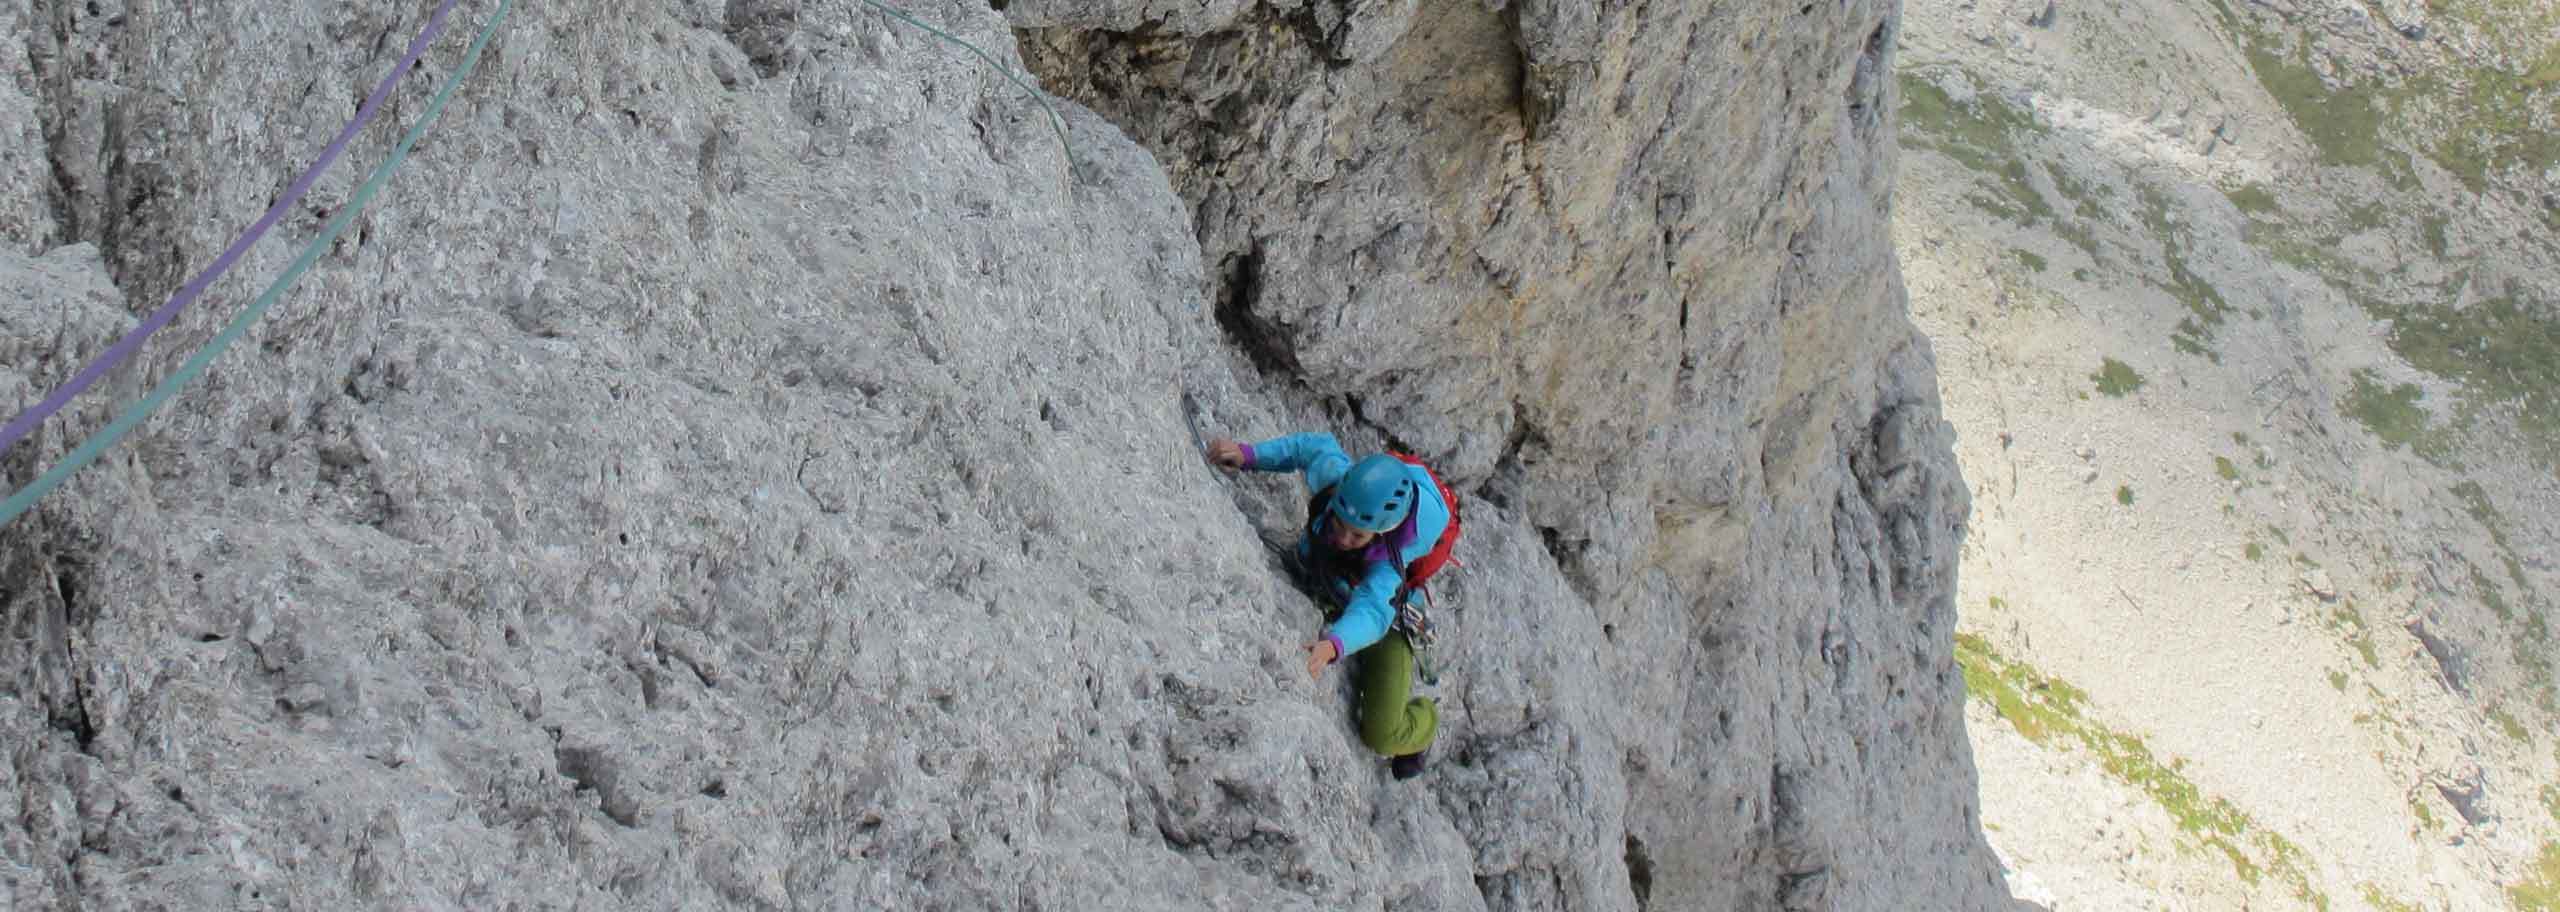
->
xmin=0 ymin=0 xmax=463 ymax=459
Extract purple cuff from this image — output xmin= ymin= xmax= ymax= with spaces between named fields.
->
xmin=1324 ymin=632 xmax=1345 ymax=663
xmin=1237 ymin=442 xmax=1257 ymax=469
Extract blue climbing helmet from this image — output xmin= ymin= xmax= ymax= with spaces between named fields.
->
xmin=1330 ymin=455 xmax=1417 ymax=533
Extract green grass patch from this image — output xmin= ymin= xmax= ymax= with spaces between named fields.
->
xmin=2014 ymin=249 xmax=2049 ymax=272
xmin=2225 ymin=183 xmax=2280 ymax=217
xmin=1954 ymin=634 xmax=2326 ymax=900
xmin=2522 ymin=609 xmax=2558 ymax=712
xmin=2343 ymin=368 xmax=2450 ymax=461
xmin=2420 ymin=65 xmax=2560 ymax=193
xmin=2328 ymin=669 xmax=2349 ymax=691
xmin=2218 ymin=0 xmax=2555 ymax=193
xmin=1956 ymin=633 xmax=2091 ymax=745
xmin=2476 ymin=564 xmax=2514 ymax=621
xmin=2373 ymin=284 xmax=2560 ymax=467
xmin=2037 ymin=160 xmax=2107 ymax=259
xmin=2047 ymin=162 xmax=2106 ymax=218
xmin=2137 ymin=186 xmax=2235 ymax=359
xmin=2243 ymin=35 xmax=2391 ymax=169
xmin=2330 ymin=601 xmax=2382 ymax=668
xmin=2344 ymin=201 xmax=2390 ymax=233
xmin=2491 ymin=704 xmax=2531 ymax=742
xmin=2423 ymin=215 xmax=2452 ymax=258
xmin=1901 ymin=75 xmax=2056 ymax=224
xmin=2117 ymin=485 xmax=2136 ymax=506
xmin=2360 ymin=883 xmax=2422 ymax=912
xmin=2215 ymin=456 xmax=2240 ymax=481
xmin=2542 ymin=784 xmax=2560 ymax=824
xmin=2246 ymin=541 xmax=2266 ymax=561
xmin=2052 ymin=220 xmax=2102 ymax=260
xmin=2093 ymin=357 xmax=2146 ymax=397
xmin=2513 ymin=841 xmax=2560 ymax=911
xmin=2451 ymin=480 xmax=2505 ymax=535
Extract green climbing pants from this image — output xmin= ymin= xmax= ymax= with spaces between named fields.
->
xmin=1355 ymin=631 xmax=1437 ymax=757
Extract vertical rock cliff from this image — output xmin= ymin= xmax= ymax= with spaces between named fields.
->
xmin=1 ymin=0 xmax=2017 ymax=908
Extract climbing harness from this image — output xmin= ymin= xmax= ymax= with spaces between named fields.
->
xmin=0 ymin=0 xmax=511 ymax=529
xmin=0 ymin=0 xmax=466 ymax=462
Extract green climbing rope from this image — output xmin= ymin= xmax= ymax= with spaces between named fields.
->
xmin=859 ymin=0 xmax=1074 ymax=163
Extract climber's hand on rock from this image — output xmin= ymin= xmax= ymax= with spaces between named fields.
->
xmin=1206 ymin=439 xmax=1247 ymax=470
xmin=1303 ymin=638 xmax=1339 ymax=681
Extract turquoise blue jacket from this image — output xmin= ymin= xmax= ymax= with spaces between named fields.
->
xmin=1239 ymin=432 xmax=1451 ymax=658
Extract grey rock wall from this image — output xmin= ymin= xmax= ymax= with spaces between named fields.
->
xmin=1017 ymin=1 xmax=2012 ymax=906
xmin=1 ymin=0 xmax=2017 ymax=909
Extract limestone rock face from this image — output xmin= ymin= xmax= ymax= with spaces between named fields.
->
xmin=1 ymin=1 xmax=2015 ymax=909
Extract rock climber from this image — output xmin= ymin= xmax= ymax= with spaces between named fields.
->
xmin=1203 ymin=431 xmax=1461 ymax=779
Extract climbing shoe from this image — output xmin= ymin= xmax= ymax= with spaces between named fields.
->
xmin=1390 ymin=749 xmax=1427 ymax=781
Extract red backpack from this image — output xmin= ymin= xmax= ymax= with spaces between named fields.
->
xmin=1384 ymin=452 xmax=1462 ymax=605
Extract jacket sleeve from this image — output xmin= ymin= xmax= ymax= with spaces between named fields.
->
xmin=1242 ymin=432 xmax=1354 ymax=495
xmin=1325 ymin=562 xmax=1402 ymax=657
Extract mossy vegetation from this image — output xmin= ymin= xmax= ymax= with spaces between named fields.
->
xmin=2343 ymin=201 xmax=2391 ymax=233
xmin=2514 ymin=841 xmax=2560 ymax=911
xmin=2093 ymin=357 xmax=2146 ymax=397
xmin=1900 ymin=74 xmax=2057 ymax=224
xmin=2477 ymin=564 xmax=2514 ymax=621
xmin=2343 ymin=369 xmax=2452 ymax=462
xmin=2117 ymin=485 xmax=2136 ymax=506
xmin=2014 ymin=249 xmax=2049 ymax=272
xmin=2041 ymin=164 xmax=2107 ymax=258
xmin=2374 ymin=284 xmax=2560 ymax=467
xmin=2200 ymin=0 xmax=2560 ymax=197
xmin=2491 ymin=704 xmax=2532 ymax=742
xmin=2136 ymin=186 xmax=2234 ymax=360
xmin=2522 ymin=608 xmax=2558 ymax=713
xmin=2215 ymin=456 xmax=2240 ymax=481
xmin=2225 ymin=183 xmax=2280 ymax=217
xmin=2451 ymin=480 xmax=2505 ymax=540
xmin=2359 ymin=883 xmax=2423 ymax=912
xmin=2246 ymin=541 xmax=2266 ymax=561
xmin=2418 ymin=64 xmax=2560 ymax=193
xmin=2245 ymin=37 xmax=2393 ymax=169
xmin=2047 ymin=163 xmax=2104 ymax=214
xmin=1954 ymin=634 xmax=2327 ymax=902
xmin=2327 ymin=669 xmax=2349 ymax=691
xmin=2329 ymin=600 xmax=2381 ymax=669
xmin=2446 ymin=478 xmax=2556 ymax=705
